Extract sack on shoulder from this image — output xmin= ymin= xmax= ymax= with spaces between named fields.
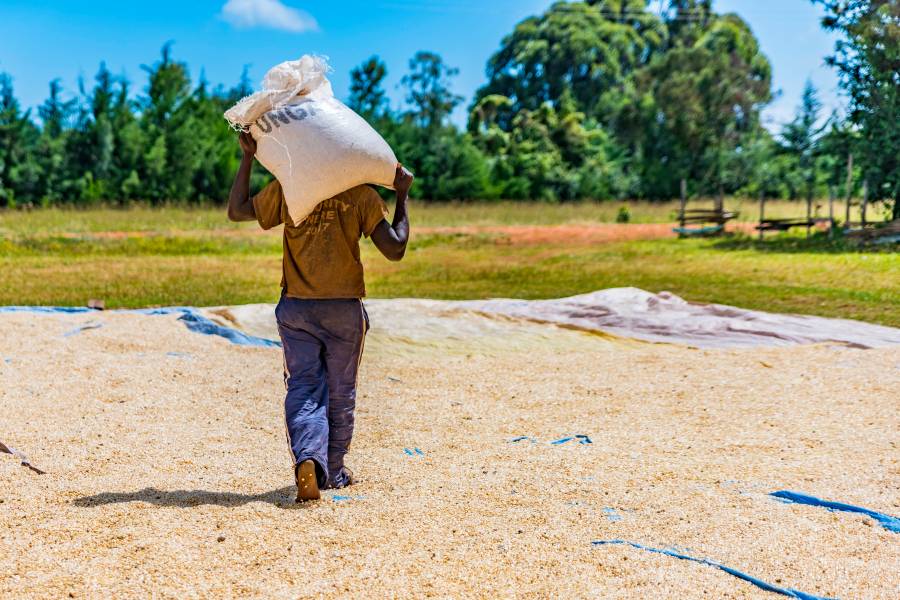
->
xmin=224 ymin=55 xmax=397 ymax=226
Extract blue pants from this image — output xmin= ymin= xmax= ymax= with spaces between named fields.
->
xmin=275 ymin=296 xmax=368 ymax=489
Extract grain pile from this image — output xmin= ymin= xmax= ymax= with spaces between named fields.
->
xmin=0 ymin=305 xmax=898 ymax=598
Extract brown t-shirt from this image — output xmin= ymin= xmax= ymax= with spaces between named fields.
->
xmin=252 ymin=180 xmax=389 ymax=299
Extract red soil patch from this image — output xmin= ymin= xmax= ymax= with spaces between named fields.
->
xmin=416 ymin=222 xmax=756 ymax=245
xmin=50 ymin=229 xmax=268 ymax=239
xmin=47 ymin=222 xmax=757 ymax=244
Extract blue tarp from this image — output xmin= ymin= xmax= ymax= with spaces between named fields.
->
xmin=62 ymin=322 xmax=103 ymax=337
xmin=176 ymin=311 xmax=280 ymax=347
xmin=0 ymin=306 xmax=93 ymax=314
xmin=592 ymin=540 xmax=835 ymax=600
xmin=771 ymin=490 xmax=900 ymax=533
xmin=0 ymin=306 xmax=280 ymax=348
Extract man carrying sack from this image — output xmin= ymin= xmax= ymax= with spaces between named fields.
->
xmin=227 ymin=131 xmax=413 ymax=501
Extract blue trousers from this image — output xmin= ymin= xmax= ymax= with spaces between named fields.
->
xmin=275 ymin=296 xmax=368 ymax=488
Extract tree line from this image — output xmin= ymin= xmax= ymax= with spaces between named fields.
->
xmin=0 ymin=0 xmax=896 ymax=218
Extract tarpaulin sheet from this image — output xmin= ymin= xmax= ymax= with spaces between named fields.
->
xmin=202 ymin=288 xmax=900 ymax=350
xmin=0 ymin=306 xmax=279 ymax=347
xmin=454 ymin=288 xmax=900 ymax=349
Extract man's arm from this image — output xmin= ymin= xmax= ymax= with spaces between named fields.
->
xmin=371 ymin=165 xmax=414 ymax=261
xmin=227 ymin=132 xmax=258 ymax=222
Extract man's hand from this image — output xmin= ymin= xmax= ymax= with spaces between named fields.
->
xmin=239 ymin=131 xmax=257 ymax=157
xmin=371 ymin=164 xmax=413 ymax=261
xmin=394 ymin=164 xmax=414 ymax=197
xmin=228 ymin=132 xmax=258 ymax=222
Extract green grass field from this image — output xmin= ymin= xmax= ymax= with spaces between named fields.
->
xmin=1 ymin=201 xmax=897 ymax=326
xmin=0 ymin=197 xmax=888 ymax=232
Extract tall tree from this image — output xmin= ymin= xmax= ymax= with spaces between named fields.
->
xmin=612 ymin=11 xmax=772 ymax=197
xmin=87 ymin=63 xmax=115 ymax=183
xmin=470 ymin=85 xmax=630 ymax=201
xmin=780 ymin=79 xmax=824 ymax=201
xmin=663 ymin=0 xmax=714 ymax=47
xmin=813 ymin=0 xmax=899 ymax=218
xmin=817 ymin=116 xmax=860 ymax=198
xmin=109 ymin=74 xmax=146 ymax=201
xmin=65 ymin=62 xmax=124 ymax=202
xmin=38 ymin=79 xmax=74 ymax=138
xmin=0 ymin=74 xmax=40 ymax=206
xmin=401 ymin=51 xmax=463 ymax=130
xmin=228 ymin=65 xmax=253 ymax=104
xmin=349 ymin=56 xmax=388 ymax=119
xmin=185 ymin=71 xmax=243 ymax=202
xmin=36 ymin=79 xmax=76 ymax=203
xmin=139 ymin=43 xmax=197 ymax=201
xmin=473 ymin=1 xmax=664 ymax=117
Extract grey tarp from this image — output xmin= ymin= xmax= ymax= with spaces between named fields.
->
xmin=202 ymin=288 xmax=900 ymax=350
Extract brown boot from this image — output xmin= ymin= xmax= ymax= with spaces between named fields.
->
xmin=295 ymin=460 xmax=320 ymax=502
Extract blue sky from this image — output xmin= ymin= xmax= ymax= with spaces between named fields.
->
xmin=0 ymin=1 xmax=840 ymax=131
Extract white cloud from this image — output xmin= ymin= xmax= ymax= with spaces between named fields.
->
xmin=221 ymin=0 xmax=318 ymax=33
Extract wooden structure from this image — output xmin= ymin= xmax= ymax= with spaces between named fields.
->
xmin=756 ymin=153 xmax=850 ymax=239
xmin=844 ymin=180 xmax=872 ymax=230
xmin=845 ymin=180 xmax=898 ymax=244
xmin=753 ymin=153 xmax=895 ymax=244
xmin=838 ymin=154 xmax=882 ymax=234
xmin=756 ymin=191 xmax=833 ymax=238
xmin=673 ymin=180 xmax=739 ymax=237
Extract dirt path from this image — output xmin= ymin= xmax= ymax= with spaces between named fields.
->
xmin=415 ymin=222 xmax=758 ymax=245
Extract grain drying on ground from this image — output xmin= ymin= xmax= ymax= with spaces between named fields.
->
xmin=0 ymin=308 xmax=898 ymax=598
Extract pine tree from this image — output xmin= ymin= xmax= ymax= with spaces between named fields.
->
xmin=0 ymin=74 xmax=40 ymax=206
xmin=36 ymin=79 xmax=76 ymax=203
xmin=780 ymin=79 xmax=824 ymax=201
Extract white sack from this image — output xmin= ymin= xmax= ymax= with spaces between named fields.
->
xmin=224 ymin=56 xmax=397 ymax=226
